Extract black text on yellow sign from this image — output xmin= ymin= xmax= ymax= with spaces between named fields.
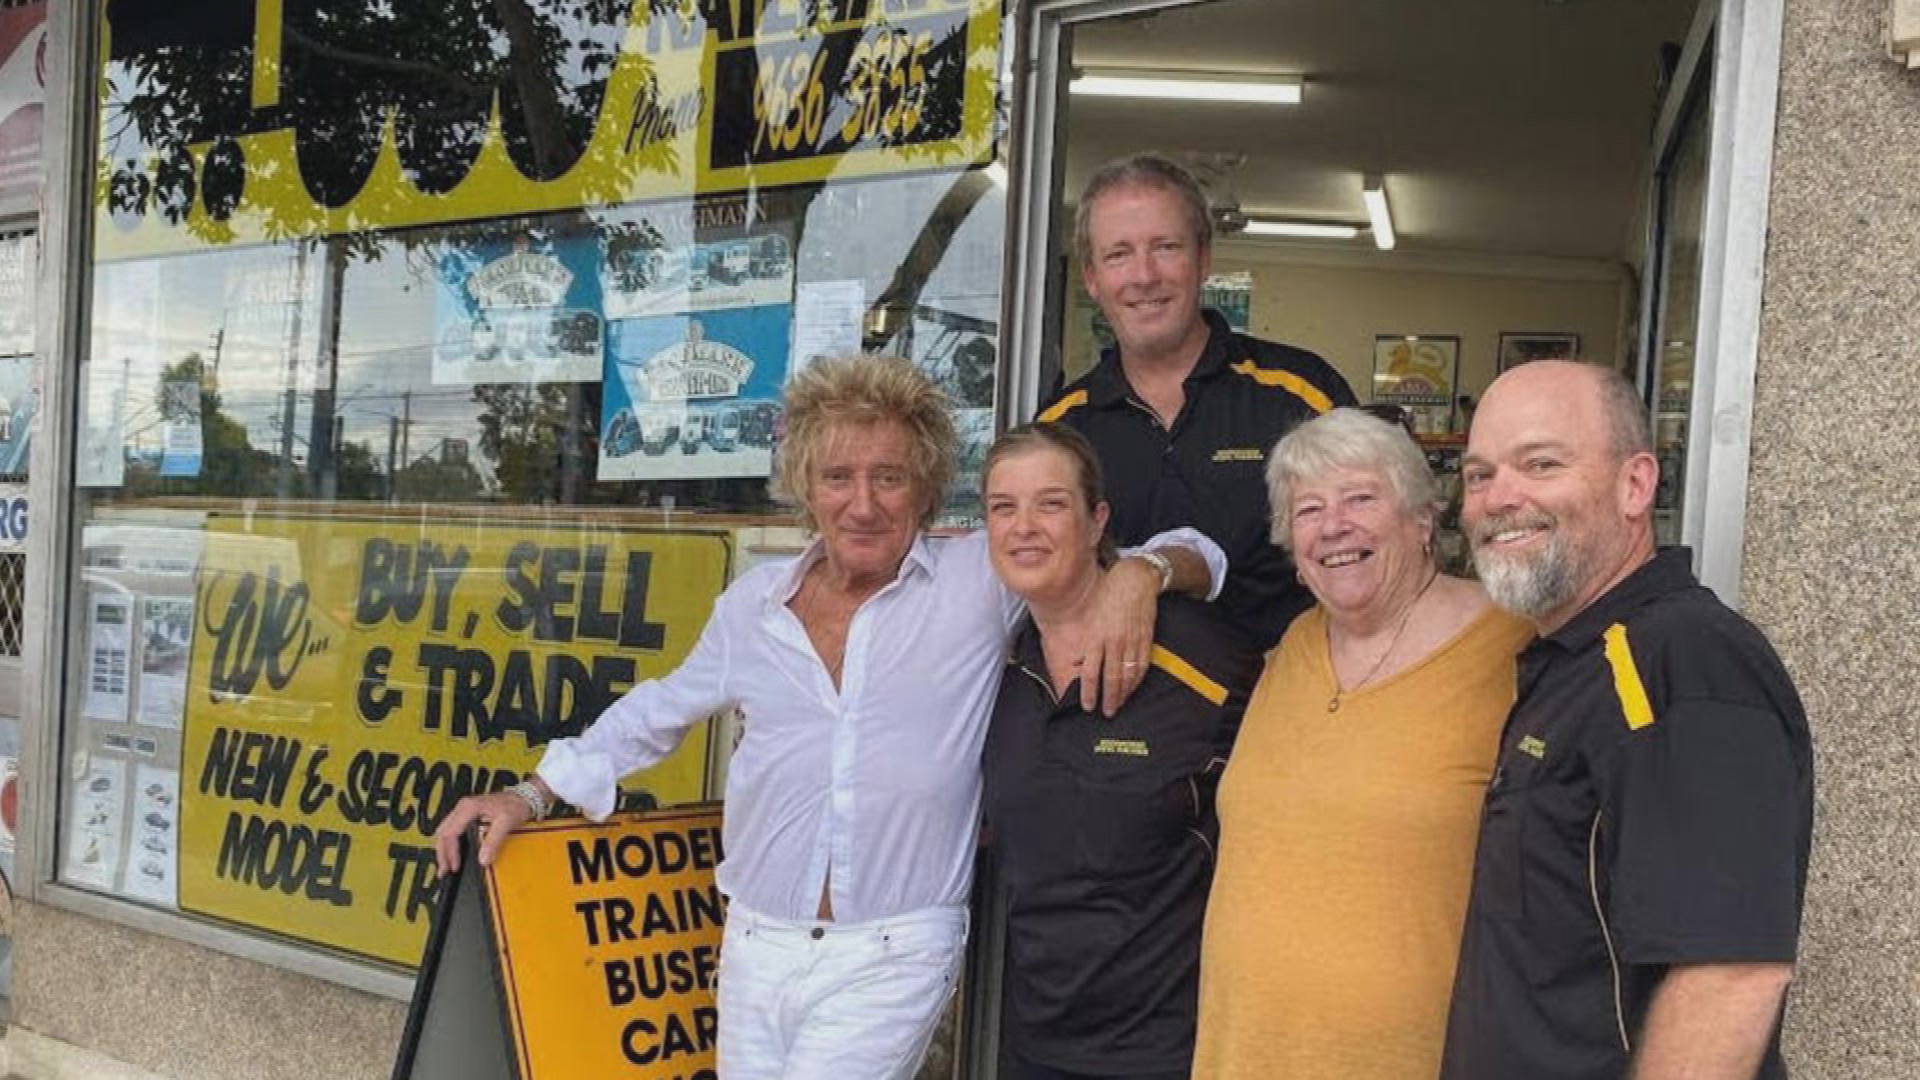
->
xmin=484 ymin=808 xmax=727 ymax=1079
xmin=179 ymin=518 xmax=730 ymax=966
xmin=98 ymin=0 xmax=999 ymax=256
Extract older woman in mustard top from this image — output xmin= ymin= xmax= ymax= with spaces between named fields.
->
xmin=1192 ymin=408 xmax=1531 ymax=1079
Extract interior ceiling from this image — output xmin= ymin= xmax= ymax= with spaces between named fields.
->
xmin=1066 ymin=0 xmax=1702 ymax=261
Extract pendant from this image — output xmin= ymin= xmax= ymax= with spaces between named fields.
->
xmin=1327 ymin=695 xmax=1341 ymax=713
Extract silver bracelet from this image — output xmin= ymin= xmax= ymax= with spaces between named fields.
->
xmin=1134 ymin=550 xmax=1174 ymax=592
xmin=507 ymin=779 xmax=550 ymax=821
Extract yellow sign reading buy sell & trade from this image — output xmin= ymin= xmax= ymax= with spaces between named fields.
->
xmin=177 ymin=514 xmax=730 ymax=965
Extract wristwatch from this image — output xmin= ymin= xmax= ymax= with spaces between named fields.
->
xmin=1134 ymin=550 xmax=1174 ymax=593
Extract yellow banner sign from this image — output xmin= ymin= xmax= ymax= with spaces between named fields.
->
xmin=98 ymin=0 xmax=1000 ymax=257
xmin=484 ymin=807 xmax=725 ymax=1079
xmin=179 ymin=515 xmax=731 ymax=966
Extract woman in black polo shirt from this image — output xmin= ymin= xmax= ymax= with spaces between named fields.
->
xmin=979 ymin=423 xmax=1258 ymax=1080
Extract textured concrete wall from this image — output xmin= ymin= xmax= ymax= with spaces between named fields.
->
xmin=1745 ymin=1 xmax=1920 ymax=1076
xmin=10 ymin=902 xmax=404 ymax=1080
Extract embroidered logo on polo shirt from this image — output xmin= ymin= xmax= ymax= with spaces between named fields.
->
xmin=1518 ymin=735 xmax=1548 ymax=759
xmin=1211 ymin=446 xmax=1265 ymax=463
xmin=1094 ymin=737 xmax=1149 ymax=757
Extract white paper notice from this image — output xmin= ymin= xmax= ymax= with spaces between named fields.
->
xmin=120 ymin=764 xmax=179 ymax=907
xmin=137 ymin=596 xmax=193 ymax=729
xmin=791 ymin=280 xmax=865 ymax=372
xmin=83 ymin=592 xmax=133 ymax=722
xmin=64 ymin=757 xmax=127 ymax=890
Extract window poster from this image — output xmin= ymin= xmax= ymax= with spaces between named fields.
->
xmin=157 ymin=377 xmax=203 ymax=478
xmin=83 ymin=591 xmax=133 ymax=722
xmin=0 ymin=4 xmax=45 ymax=209
xmin=434 ymin=233 xmax=605 ymax=386
xmin=600 ymin=201 xmax=795 ymax=321
xmin=599 ymin=306 xmax=790 ymax=482
xmin=792 ymin=279 xmax=865 ymax=371
xmin=64 ymin=756 xmax=128 ymax=891
xmin=120 ymin=764 xmax=180 ymax=907
xmin=0 ymin=717 xmax=18 ymax=870
xmin=0 ymin=354 xmax=36 ymax=476
xmin=0 ymin=232 xmax=35 ymax=357
xmin=1203 ymin=272 xmax=1253 ymax=332
xmin=176 ymin=515 xmax=728 ymax=965
xmin=0 ymin=483 xmax=24 ymax=552
xmin=137 ymin=596 xmax=193 ymax=729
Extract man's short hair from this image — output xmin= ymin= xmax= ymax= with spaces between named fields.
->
xmin=1590 ymin=364 xmax=1653 ymax=461
xmin=1074 ymin=153 xmax=1213 ymax=267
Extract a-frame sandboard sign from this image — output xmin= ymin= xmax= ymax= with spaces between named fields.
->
xmin=393 ymin=804 xmax=726 ymax=1080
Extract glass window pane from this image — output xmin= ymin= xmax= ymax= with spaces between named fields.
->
xmin=1652 ymin=88 xmax=1710 ymax=544
xmin=69 ymin=0 xmax=1004 ymax=971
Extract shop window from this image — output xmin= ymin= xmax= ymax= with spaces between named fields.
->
xmin=1650 ymin=86 xmax=1710 ymax=544
xmin=70 ymin=0 xmax=1004 ymax=971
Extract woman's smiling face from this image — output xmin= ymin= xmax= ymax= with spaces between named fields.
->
xmin=1286 ymin=464 xmax=1433 ymax=620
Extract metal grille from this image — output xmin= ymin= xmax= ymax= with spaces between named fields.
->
xmin=0 ymin=552 xmax=22 ymax=657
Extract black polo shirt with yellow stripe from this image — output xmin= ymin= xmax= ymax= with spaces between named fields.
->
xmin=982 ymin=594 xmax=1259 ymax=1075
xmin=1440 ymin=548 xmax=1814 ymax=1080
xmin=1038 ymin=310 xmax=1357 ymax=650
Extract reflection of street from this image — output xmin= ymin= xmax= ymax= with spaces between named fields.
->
xmin=949 ymin=407 xmax=994 ymax=504
xmin=910 ymin=305 xmax=996 ymax=410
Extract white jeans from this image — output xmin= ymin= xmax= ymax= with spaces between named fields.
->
xmin=716 ymin=902 xmax=966 ymax=1080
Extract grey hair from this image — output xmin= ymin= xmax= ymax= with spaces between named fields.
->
xmin=772 ymin=353 xmax=956 ymax=531
xmin=1265 ymin=407 xmax=1441 ymax=551
xmin=1590 ymin=364 xmax=1653 ymax=460
xmin=1074 ymin=152 xmax=1213 ymax=268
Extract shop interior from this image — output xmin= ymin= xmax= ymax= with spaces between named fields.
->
xmin=1051 ymin=0 xmax=1706 ymax=567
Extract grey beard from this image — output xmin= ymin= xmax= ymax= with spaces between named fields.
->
xmin=1474 ymin=530 xmax=1581 ymax=622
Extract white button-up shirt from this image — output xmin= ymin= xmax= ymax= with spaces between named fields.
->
xmin=537 ymin=528 xmax=1223 ymax=923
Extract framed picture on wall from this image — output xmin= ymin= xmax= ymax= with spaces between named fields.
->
xmin=1372 ymin=335 xmax=1460 ymax=435
xmin=1497 ymin=331 xmax=1582 ymax=372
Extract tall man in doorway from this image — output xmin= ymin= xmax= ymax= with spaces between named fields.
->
xmin=1038 ymin=154 xmax=1357 ymax=655
xmin=1442 ymin=361 xmax=1813 ymax=1080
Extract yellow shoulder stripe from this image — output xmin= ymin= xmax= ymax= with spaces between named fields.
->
xmin=1228 ymin=360 xmax=1335 ymax=414
xmin=1602 ymin=623 xmax=1656 ymax=731
xmin=1037 ymin=390 xmax=1088 ymax=423
xmin=1151 ymin=645 xmax=1228 ymax=706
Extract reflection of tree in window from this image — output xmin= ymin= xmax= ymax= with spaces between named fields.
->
xmin=102 ymin=0 xmax=666 ymax=230
xmin=98 ymin=1 xmax=1005 ymax=515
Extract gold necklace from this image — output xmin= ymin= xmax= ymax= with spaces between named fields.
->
xmin=1327 ymin=567 xmax=1440 ymax=713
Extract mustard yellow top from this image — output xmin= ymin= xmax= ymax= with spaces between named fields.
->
xmin=1192 ymin=603 xmax=1532 ymax=1080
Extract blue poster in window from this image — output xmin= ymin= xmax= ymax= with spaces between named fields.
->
xmin=434 ymin=233 xmax=604 ymax=386
xmin=598 ymin=305 xmax=791 ymax=481
xmin=157 ymin=378 xmax=202 ymax=478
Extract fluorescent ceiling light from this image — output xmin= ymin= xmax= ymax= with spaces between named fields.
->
xmin=1070 ymin=69 xmax=1303 ymax=105
xmin=1362 ymin=174 xmax=1395 ymax=250
xmin=1242 ymin=220 xmax=1360 ymax=240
